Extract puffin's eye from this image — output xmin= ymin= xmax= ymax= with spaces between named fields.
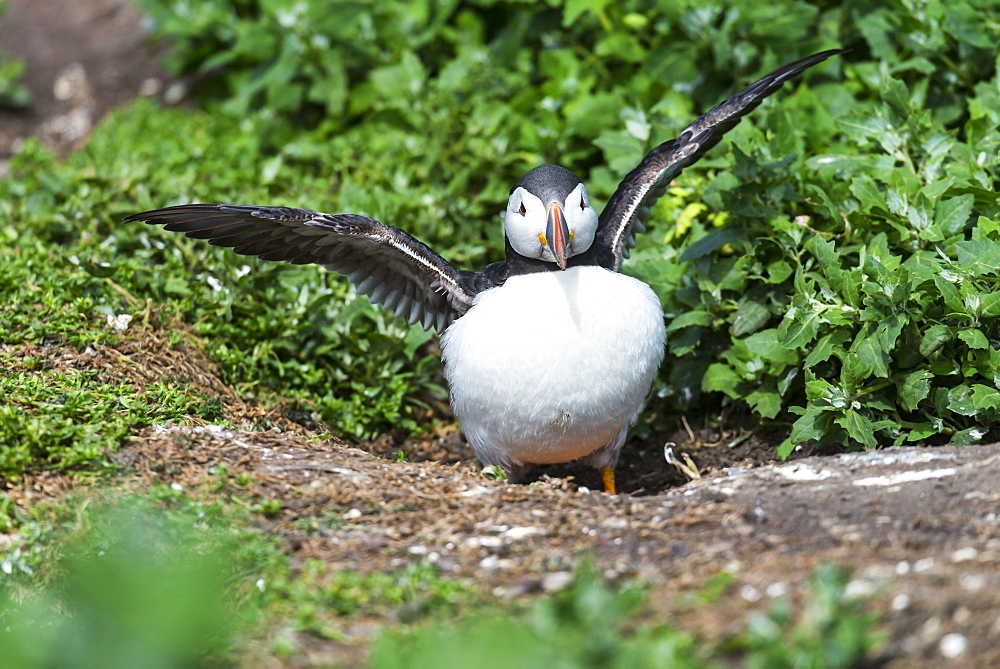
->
xmin=580 ymin=195 xmax=586 ymax=210
xmin=518 ymin=202 xmax=526 ymax=216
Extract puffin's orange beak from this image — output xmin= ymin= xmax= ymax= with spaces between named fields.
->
xmin=546 ymin=202 xmax=569 ymax=270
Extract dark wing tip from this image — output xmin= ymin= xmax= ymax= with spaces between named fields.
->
xmin=124 ymin=203 xmax=231 ymax=225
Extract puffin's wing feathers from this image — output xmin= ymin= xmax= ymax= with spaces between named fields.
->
xmin=125 ymin=203 xmax=480 ymax=332
xmin=595 ymin=49 xmax=846 ymax=271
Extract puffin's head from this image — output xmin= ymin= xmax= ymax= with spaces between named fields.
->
xmin=503 ymin=164 xmax=598 ymax=270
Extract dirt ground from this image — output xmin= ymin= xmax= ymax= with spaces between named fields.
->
xmin=4 ymin=2 xmax=1000 ymax=667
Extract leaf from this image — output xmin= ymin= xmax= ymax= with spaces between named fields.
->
xmin=970 ymin=384 xmax=1000 ymax=412
xmin=765 ymin=260 xmax=793 ymax=284
xmin=980 ymin=291 xmax=1000 ymax=318
xmin=852 ymin=332 xmax=890 ymax=379
xmin=780 ymin=308 xmax=821 ymax=350
xmin=679 ymin=227 xmax=747 ymax=262
xmin=702 ymin=363 xmax=741 ymax=398
xmin=958 ymin=328 xmax=989 ymax=350
xmin=933 ymin=275 xmax=964 ymax=314
xmin=804 ymin=331 xmax=847 ymax=367
xmin=836 ymin=410 xmax=877 ymax=449
xmin=731 ymin=299 xmax=770 ymax=337
xmin=777 ymin=367 xmax=800 ymax=396
xmin=741 ymin=329 xmax=798 ymax=365
xmin=935 ymin=194 xmax=974 ymax=236
xmin=947 ymin=385 xmax=979 ymax=416
xmin=955 ymin=238 xmax=1000 ymax=276
xmin=562 ymin=0 xmax=613 ymax=27
xmin=904 ymin=422 xmax=941 ymax=442
xmin=919 ymin=324 xmax=952 ymax=357
xmin=788 ymin=406 xmax=835 ymax=445
xmin=849 ymin=174 xmax=888 ymax=211
xmin=898 ymin=370 xmax=933 ymax=412
xmin=806 ymin=235 xmax=844 ymax=293
xmin=747 ymin=389 xmax=782 ymax=419
xmin=666 ymin=309 xmax=710 ymax=333
xmin=951 ymin=426 xmax=989 ymax=446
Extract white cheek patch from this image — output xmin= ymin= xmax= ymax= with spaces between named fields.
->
xmin=563 ymin=184 xmax=598 ymax=255
xmin=504 ymin=188 xmax=550 ymax=260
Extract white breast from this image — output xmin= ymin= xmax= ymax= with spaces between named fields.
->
xmin=440 ymin=265 xmax=666 ymax=470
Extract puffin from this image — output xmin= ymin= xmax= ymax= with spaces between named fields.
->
xmin=126 ymin=49 xmax=844 ymax=493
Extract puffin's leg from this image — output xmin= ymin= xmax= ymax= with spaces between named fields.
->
xmin=600 ymin=468 xmax=617 ymax=494
xmin=585 ymin=430 xmax=628 ymax=494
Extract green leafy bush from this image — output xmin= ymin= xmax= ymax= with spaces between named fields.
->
xmin=5 ymin=0 xmax=998 ymax=455
xmin=130 ymin=0 xmax=1000 ymax=454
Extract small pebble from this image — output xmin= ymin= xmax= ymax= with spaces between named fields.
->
xmin=939 ymin=633 xmax=967 ymax=659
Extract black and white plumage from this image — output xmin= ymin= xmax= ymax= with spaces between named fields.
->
xmin=126 ymin=49 xmax=844 ymax=492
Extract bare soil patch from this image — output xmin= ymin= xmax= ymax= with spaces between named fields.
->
xmin=0 ymin=0 xmax=168 ymax=159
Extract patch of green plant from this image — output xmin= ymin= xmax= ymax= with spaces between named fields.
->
xmin=0 ymin=362 xmax=225 ymax=478
xmin=0 ymin=491 xmax=280 ymax=668
xmin=260 ymin=558 xmax=480 ymax=645
xmin=639 ymin=45 xmax=1000 ymax=453
xmin=1 ymin=107 xmax=446 ymax=442
xmin=738 ymin=564 xmax=884 ymax=669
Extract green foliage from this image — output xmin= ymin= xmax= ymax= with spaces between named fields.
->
xmin=6 ymin=0 xmax=999 ymax=461
xmin=648 ymin=27 xmax=1000 ymax=453
xmin=741 ymin=564 xmax=883 ymax=669
xmin=1 ymin=107 xmax=445 ymax=443
xmin=0 ymin=495 xmax=271 ymax=668
xmin=260 ymin=559 xmax=478 ymax=645
xmin=0 ymin=361 xmax=225 ymax=478
xmin=0 ymin=55 xmax=29 ymax=108
xmin=124 ymin=0 xmax=1000 ymax=455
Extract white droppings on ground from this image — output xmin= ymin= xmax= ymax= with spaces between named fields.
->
xmin=541 ymin=571 xmax=573 ymax=593
xmin=838 ymin=449 xmax=956 ymax=467
xmin=459 ymin=485 xmax=496 ymax=498
xmin=853 ymin=468 xmax=957 ymax=487
xmin=939 ymin=632 xmax=968 ymax=659
xmin=959 ymin=573 xmax=986 ymax=592
xmin=502 ymin=526 xmax=541 ymax=540
xmin=740 ymin=584 xmax=761 ymax=602
xmin=950 ymin=546 xmax=978 ymax=562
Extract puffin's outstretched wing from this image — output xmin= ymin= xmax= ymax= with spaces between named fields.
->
xmin=594 ymin=48 xmax=847 ymax=271
xmin=125 ymin=204 xmax=493 ymax=332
